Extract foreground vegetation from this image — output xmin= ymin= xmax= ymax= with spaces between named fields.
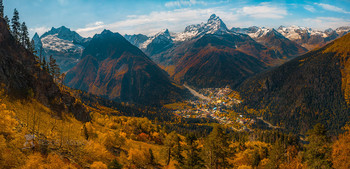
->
xmin=1 ymin=88 xmax=350 ymax=169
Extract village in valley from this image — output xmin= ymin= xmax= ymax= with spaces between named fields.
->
xmin=165 ymin=86 xmax=258 ymax=131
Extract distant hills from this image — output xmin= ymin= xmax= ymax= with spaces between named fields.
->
xmin=64 ymin=30 xmax=185 ymax=105
xmin=238 ymin=33 xmax=350 ymax=133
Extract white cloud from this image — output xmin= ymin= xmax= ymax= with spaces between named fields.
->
xmin=76 ymin=22 xmax=105 ymax=36
xmin=315 ymin=3 xmax=350 ymax=14
xmin=304 ymin=5 xmax=316 ymax=12
xmin=302 ymin=17 xmax=350 ymax=30
xmin=240 ymin=2 xmax=287 ymax=19
xmin=29 ymin=26 xmax=50 ymax=37
xmin=75 ymin=8 xmax=239 ymax=37
xmin=165 ymin=0 xmax=207 ymax=8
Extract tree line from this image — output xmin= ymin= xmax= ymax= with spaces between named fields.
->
xmin=0 ymin=0 xmax=61 ymax=83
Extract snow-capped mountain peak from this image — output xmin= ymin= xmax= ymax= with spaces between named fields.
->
xmin=247 ymin=27 xmax=272 ymax=39
xmin=277 ymin=25 xmax=330 ymax=40
xmin=231 ymin=26 xmax=282 ymax=39
xmin=33 ymin=26 xmax=88 ymax=72
xmin=174 ymin=14 xmax=232 ymax=42
xmin=206 ymin=14 xmax=228 ymax=31
xmin=335 ymin=26 xmax=350 ymax=36
xmin=41 ymin=26 xmax=85 ymax=44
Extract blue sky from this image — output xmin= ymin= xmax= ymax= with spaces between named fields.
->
xmin=3 ymin=0 xmax=350 ymax=38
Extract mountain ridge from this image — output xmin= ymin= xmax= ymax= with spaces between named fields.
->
xmin=65 ymin=29 xmax=186 ymax=105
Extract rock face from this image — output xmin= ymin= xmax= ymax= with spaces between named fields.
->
xmin=238 ymin=32 xmax=350 ymax=133
xmin=0 ymin=18 xmax=90 ymax=122
xmin=33 ymin=26 xmax=91 ymax=72
xmin=143 ymin=29 xmax=173 ymax=56
xmin=124 ymin=34 xmax=149 ymax=49
xmin=64 ymin=30 xmax=185 ymax=105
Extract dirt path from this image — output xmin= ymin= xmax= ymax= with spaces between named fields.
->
xmin=257 ymin=117 xmax=279 ymax=129
xmin=183 ymin=84 xmax=211 ymax=101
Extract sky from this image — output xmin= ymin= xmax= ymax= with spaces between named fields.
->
xmin=3 ymin=0 xmax=350 ymax=38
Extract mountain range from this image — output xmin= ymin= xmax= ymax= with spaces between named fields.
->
xmin=33 ymin=14 xmax=350 ymax=108
xmin=125 ymin=19 xmax=349 ymax=58
xmin=127 ymin=14 xmax=291 ymax=88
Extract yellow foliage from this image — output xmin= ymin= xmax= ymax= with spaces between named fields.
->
xmin=84 ymin=140 xmax=113 ymax=163
xmin=332 ymin=125 xmax=350 ymax=169
xmin=21 ymin=153 xmax=45 ymax=169
xmin=233 ymin=149 xmax=257 ymax=167
xmin=127 ymin=148 xmax=153 ymax=168
xmin=0 ymin=107 xmax=18 ymax=138
xmin=232 ymin=141 xmax=271 ymax=168
xmin=21 ymin=153 xmax=77 ymax=169
xmin=259 ymin=158 xmax=270 ymax=168
xmin=237 ymin=165 xmax=252 ymax=169
xmin=90 ymin=161 xmax=108 ymax=169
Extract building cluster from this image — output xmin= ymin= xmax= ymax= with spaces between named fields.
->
xmin=173 ymin=87 xmax=255 ymax=131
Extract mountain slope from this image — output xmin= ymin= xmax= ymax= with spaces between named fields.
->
xmin=64 ymin=30 xmax=184 ymax=105
xmin=172 ymin=34 xmax=268 ymax=88
xmin=0 ymin=18 xmax=90 ymax=121
xmin=259 ymin=29 xmax=307 ymax=58
xmin=238 ymin=33 xmax=350 ymax=133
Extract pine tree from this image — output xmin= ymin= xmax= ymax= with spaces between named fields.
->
xmin=49 ymin=55 xmax=60 ymax=81
xmin=42 ymin=56 xmax=47 ymax=71
xmin=173 ymin=134 xmax=184 ymax=168
xmin=267 ymin=139 xmax=285 ymax=169
xmin=163 ymin=131 xmax=184 ymax=166
xmin=4 ymin=15 xmax=9 ymax=24
xmin=183 ymin=134 xmax=203 ymax=169
xmin=203 ymin=125 xmax=230 ymax=169
xmin=11 ymin=9 xmax=20 ymax=41
xmin=304 ymin=123 xmax=332 ymax=169
xmin=4 ymin=15 xmax=10 ymax=30
xmin=30 ymin=39 xmax=37 ymax=55
xmin=21 ymin=22 xmax=30 ymax=48
xmin=148 ymin=148 xmax=156 ymax=166
xmin=0 ymin=0 xmax=4 ymax=18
